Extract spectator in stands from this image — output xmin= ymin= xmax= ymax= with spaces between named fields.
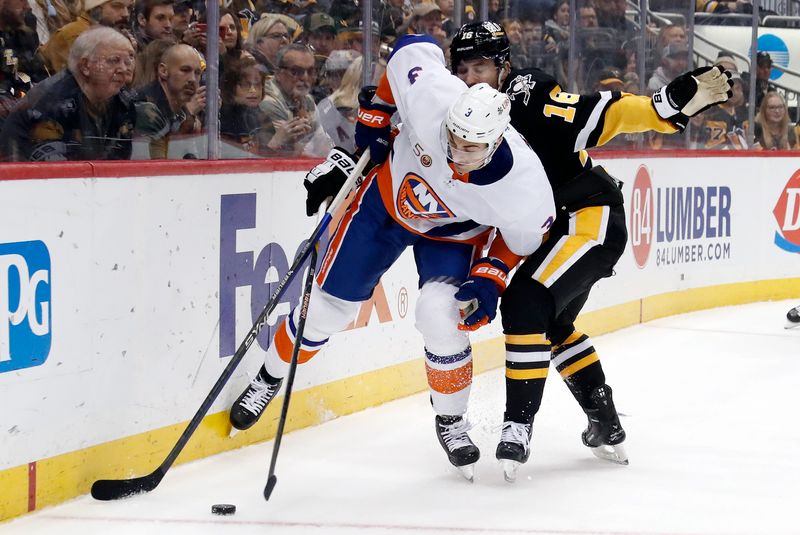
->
xmin=652 ymin=24 xmax=686 ymax=61
xmin=133 ymin=38 xmax=173 ymax=88
xmin=696 ymin=0 xmax=752 ymax=15
xmin=1 ymin=27 xmax=137 ymax=161
xmin=0 ymin=0 xmax=47 ymax=100
xmin=754 ymin=91 xmax=797 ymax=150
xmin=751 ymin=51 xmax=776 ymax=109
xmin=339 ymin=19 xmax=383 ymax=58
xmin=304 ymin=13 xmax=337 ymax=61
xmin=647 ymin=43 xmax=688 ymax=93
xmin=438 ymin=0 xmax=456 ymax=37
xmin=315 ymin=55 xmax=361 ymax=152
xmin=245 ymin=14 xmax=296 ymax=78
xmin=259 ymin=43 xmax=320 ymax=154
xmin=134 ymin=43 xmax=205 ymax=158
xmin=715 ymin=51 xmax=738 ymax=74
xmin=406 ymin=3 xmax=446 ymax=46
xmin=28 ymin=0 xmax=77 ymax=43
xmin=134 ymin=0 xmax=175 ymax=49
xmin=696 ymin=73 xmax=748 ymax=149
xmin=577 ymin=4 xmax=598 ymax=28
xmin=312 ymin=48 xmax=359 ymax=103
xmin=544 ymin=0 xmax=569 ymax=45
xmin=503 ymin=18 xmax=528 ymax=68
xmin=594 ymin=0 xmax=635 ymax=46
xmin=218 ymin=7 xmax=247 ymax=72
xmin=171 ymin=0 xmax=192 ymax=42
xmin=39 ymin=0 xmax=133 ymax=74
xmin=219 ymin=56 xmax=270 ymax=157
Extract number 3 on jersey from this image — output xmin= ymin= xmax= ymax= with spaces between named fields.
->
xmin=543 ymin=87 xmax=578 ymax=123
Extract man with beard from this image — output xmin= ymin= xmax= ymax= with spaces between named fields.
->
xmin=259 ymin=43 xmax=324 ymax=155
xmin=134 ymin=43 xmax=205 ymax=159
xmin=1 ymin=27 xmax=137 ymax=161
xmin=39 ymin=0 xmax=134 ymax=74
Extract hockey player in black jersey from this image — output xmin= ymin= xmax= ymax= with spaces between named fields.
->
xmin=450 ymin=21 xmax=732 ymax=481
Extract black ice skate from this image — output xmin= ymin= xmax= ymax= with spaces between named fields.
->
xmin=495 ymin=421 xmax=532 ymax=483
xmin=785 ymin=305 xmax=800 ymax=329
xmin=229 ymin=365 xmax=283 ymax=435
xmin=435 ymin=415 xmax=480 ymax=482
xmin=582 ymin=384 xmax=628 ymax=465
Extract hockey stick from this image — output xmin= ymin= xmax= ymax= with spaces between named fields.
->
xmin=91 ymin=149 xmax=371 ymax=501
xmin=263 ymin=203 xmax=324 ymax=501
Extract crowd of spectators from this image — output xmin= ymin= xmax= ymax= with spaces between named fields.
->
xmin=0 ymin=0 xmax=797 ymax=161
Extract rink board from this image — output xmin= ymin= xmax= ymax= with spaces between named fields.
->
xmin=1 ymin=154 xmax=799 ymax=520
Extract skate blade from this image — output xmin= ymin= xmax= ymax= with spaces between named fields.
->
xmin=228 ymin=426 xmax=240 ymax=438
xmin=456 ymin=464 xmax=476 ymax=482
xmin=785 ymin=320 xmax=800 ymax=330
xmin=501 ymin=459 xmax=521 ymax=483
xmin=590 ymin=443 xmax=628 ymax=465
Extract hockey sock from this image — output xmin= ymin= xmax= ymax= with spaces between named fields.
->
xmin=425 ymin=347 xmax=473 ymax=416
xmin=504 ymin=333 xmax=550 ymax=423
xmin=551 ymin=331 xmax=605 ymax=409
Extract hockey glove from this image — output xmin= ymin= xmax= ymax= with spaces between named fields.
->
xmin=303 ymin=147 xmax=357 ymax=216
xmin=651 ymin=65 xmax=733 ymax=130
xmin=454 ymin=257 xmax=510 ymax=332
xmin=355 ymin=85 xmax=395 ymax=165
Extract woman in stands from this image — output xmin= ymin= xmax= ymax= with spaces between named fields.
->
xmin=754 ymin=91 xmax=798 ymax=150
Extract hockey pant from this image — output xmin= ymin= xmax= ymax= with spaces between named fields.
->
xmin=500 ymin=204 xmax=627 ymax=424
xmin=263 ymin=173 xmax=479 ymax=417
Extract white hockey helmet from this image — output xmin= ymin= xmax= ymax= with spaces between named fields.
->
xmin=442 ymin=82 xmax=511 ymax=169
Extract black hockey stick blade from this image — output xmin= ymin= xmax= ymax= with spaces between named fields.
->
xmin=264 ymin=475 xmax=278 ymax=500
xmin=91 ymin=469 xmax=165 ymax=500
xmin=89 ymin=150 xmax=372 ymax=502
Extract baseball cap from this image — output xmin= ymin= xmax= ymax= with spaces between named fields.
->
xmin=83 ymin=0 xmax=112 ymax=11
xmin=662 ymin=43 xmax=689 ymax=59
xmin=324 ymin=49 xmax=360 ymax=72
xmin=306 ymin=12 xmax=335 ymax=33
xmin=757 ymin=51 xmax=772 ymax=65
xmin=413 ymin=2 xmax=443 ymax=18
xmin=338 ymin=19 xmax=380 ymax=38
xmin=715 ymin=52 xmax=738 ymax=72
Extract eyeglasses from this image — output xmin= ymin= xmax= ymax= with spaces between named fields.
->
xmin=237 ymin=80 xmax=261 ymax=91
xmin=266 ymin=32 xmax=291 ymax=41
xmin=96 ymin=54 xmax=135 ymax=67
xmin=280 ymin=66 xmax=315 ymax=78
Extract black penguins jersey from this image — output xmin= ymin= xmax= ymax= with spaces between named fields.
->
xmin=500 ymin=68 xmax=677 ymax=211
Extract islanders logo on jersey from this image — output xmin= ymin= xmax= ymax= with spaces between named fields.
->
xmin=773 ymin=168 xmax=800 ymax=253
xmin=397 ymin=173 xmax=455 ymax=220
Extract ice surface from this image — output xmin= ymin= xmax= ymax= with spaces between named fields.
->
xmin=3 ymin=300 xmax=799 ymax=535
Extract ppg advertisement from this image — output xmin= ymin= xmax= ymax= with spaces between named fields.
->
xmin=0 ymin=240 xmax=51 ymax=373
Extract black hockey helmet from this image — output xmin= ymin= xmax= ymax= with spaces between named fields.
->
xmin=449 ymin=21 xmax=511 ymax=74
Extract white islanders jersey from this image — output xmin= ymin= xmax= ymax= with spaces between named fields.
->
xmin=373 ymin=35 xmax=555 ymax=256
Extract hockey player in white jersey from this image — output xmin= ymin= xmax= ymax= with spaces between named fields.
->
xmin=229 ymin=34 xmax=556 ymax=480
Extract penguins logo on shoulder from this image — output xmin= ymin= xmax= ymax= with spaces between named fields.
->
xmin=507 ymin=74 xmax=536 ymax=106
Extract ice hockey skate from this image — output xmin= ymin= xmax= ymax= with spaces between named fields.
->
xmin=495 ymin=420 xmax=532 ymax=482
xmin=785 ymin=305 xmax=800 ymax=329
xmin=582 ymin=384 xmax=628 ymax=465
xmin=434 ymin=415 xmax=480 ymax=482
xmin=229 ymin=365 xmax=283 ymax=435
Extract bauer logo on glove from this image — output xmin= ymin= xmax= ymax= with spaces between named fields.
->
xmin=303 ymin=147 xmax=358 ymax=216
xmin=454 ymin=257 xmax=510 ymax=331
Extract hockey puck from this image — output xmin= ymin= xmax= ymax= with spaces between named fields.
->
xmin=211 ymin=503 xmax=236 ymax=516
